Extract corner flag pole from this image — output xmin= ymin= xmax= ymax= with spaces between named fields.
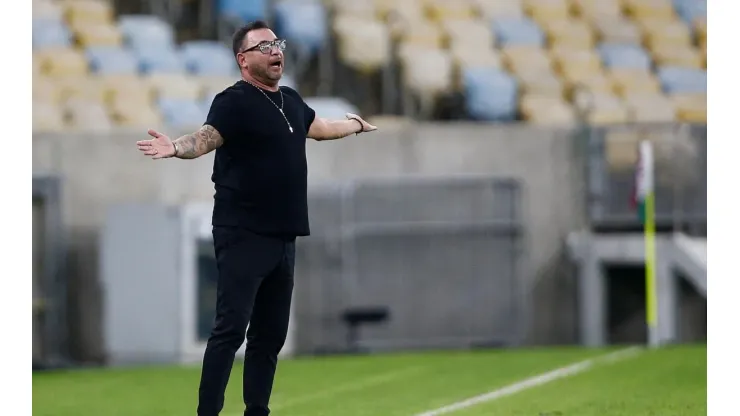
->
xmin=636 ymin=140 xmax=658 ymax=347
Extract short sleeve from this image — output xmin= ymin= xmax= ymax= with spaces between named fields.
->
xmin=205 ymin=89 xmax=240 ymax=140
xmin=302 ymin=100 xmax=316 ymax=133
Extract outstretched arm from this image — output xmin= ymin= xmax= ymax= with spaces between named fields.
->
xmin=172 ymin=125 xmax=224 ymax=159
xmin=137 ymin=125 xmax=224 ymax=160
xmin=308 ymin=113 xmax=377 ymax=141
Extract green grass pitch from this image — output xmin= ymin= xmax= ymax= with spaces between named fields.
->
xmin=32 ymin=344 xmax=705 ymax=416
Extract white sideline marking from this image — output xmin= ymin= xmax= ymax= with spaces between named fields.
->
xmin=412 ymin=347 xmax=642 ymax=416
xmin=224 ymin=366 xmax=424 ymax=415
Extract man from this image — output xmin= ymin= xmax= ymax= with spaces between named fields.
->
xmin=136 ymin=21 xmax=377 ymax=416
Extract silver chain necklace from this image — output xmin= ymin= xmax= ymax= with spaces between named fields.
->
xmin=244 ymin=80 xmax=294 ymax=133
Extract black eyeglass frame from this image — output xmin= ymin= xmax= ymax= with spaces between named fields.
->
xmin=239 ymin=39 xmax=287 ymax=54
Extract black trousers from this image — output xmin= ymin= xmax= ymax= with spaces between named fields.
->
xmin=197 ymin=226 xmax=295 ymax=416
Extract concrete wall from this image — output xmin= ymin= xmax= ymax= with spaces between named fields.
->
xmin=33 ymin=123 xmax=586 ymax=362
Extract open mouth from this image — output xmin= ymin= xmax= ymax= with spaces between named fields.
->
xmin=270 ymin=61 xmax=283 ymax=69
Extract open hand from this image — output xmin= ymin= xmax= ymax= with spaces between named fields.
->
xmin=346 ymin=113 xmax=378 ymax=134
xmin=137 ymin=129 xmax=176 ymax=159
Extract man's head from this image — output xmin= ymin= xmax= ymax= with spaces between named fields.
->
xmin=232 ymin=21 xmax=285 ymax=86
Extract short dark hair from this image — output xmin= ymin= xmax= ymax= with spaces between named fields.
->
xmin=232 ymin=20 xmax=271 ymax=56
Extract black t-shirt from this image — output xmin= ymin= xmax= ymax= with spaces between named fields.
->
xmin=205 ymin=80 xmax=316 ymax=238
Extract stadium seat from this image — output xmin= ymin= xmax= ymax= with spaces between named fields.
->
xmin=378 ymin=0 xmax=426 ymax=38
xmin=73 ymin=23 xmax=123 ymax=47
xmin=674 ymin=0 xmax=706 ymax=23
xmin=591 ymin=17 xmax=643 ymax=44
xmin=398 ymin=19 xmax=445 ymax=49
xmin=56 ymin=76 xmax=107 ymax=104
xmin=516 ymin=69 xmax=565 ymax=98
xmin=577 ymin=92 xmax=629 ymax=124
xmin=303 ymin=97 xmax=360 ymax=119
xmin=502 ymin=46 xmax=552 ymax=75
xmin=562 ymin=71 xmax=614 ymax=101
xmin=100 ymin=75 xmax=151 ymax=105
xmin=109 ymin=98 xmax=162 ymax=128
xmin=398 ymin=47 xmax=454 ymax=96
xmin=524 ymin=0 xmax=571 ymax=25
xmin=640 ymin=18 xmax=693 ymax=49
xmin=158 ymin=98 xmax=208 ymax=129
xmin=551 ymin=47 xmax=603 ymax=81
xmin=65 ymin=100 xmax=114 ymax=132
xmin=492 ymin=17 xmax=546 ymax=47
xmin=118 ymin=15 xmax=176 ymax=50
xmin=85 ymin=46 xmax=138 ymax=75
xmin=541 ymin=18 xmax=596 ymax=49
xmin=598 ymin=43 xmax=652 ymax=70
xmin=33 ymin=0 xmax=64 ymax=20
xmin=146 ymin=74 xmax=202 ymax=100
xmin=441 ymin=18 xmax=494 ymax=50
xmin=425 ymin=0 xmax=476 ymax=21
xmin=33 ymin=77 xmax=63 ymax=105
xmin=36 ymin=48 xmax=89 ymax=76
xmin=657 ymin=66 xmax=707 ymax=94
xmin=135 ymin=46 xmax=185 ymax=74
xmin=694 ymin=16 xmax=707 ymax=44
xmin=670 ymin=92 xmax=706 ymax=122
xmin=622 ymin=0 xmax=676 ymax=21
xmin=33 ymin=102 xmax=67 ymax=132
xmin=273 ymin=0 xmax=328 ymax=53
xmin=332 ymin=0 xmax=376 ymax=17
xmin=472 ymin=0 xmax=524 ymax=19
xmin=462 ymin=67 xmax=519 ymax=121
xmin=622 ymin=93 xmax=677 ymax=122
xmin=218 ymin=0 xmax=267 ymax=23
xmin=651 ymin=46 xmax=703 ymax=69
xmin=63 ymin=0 xmax=114 ymax=25
xmin=333 ymin=16 xmax=391 ymax=72
xmin=181 ymin=41 xmax=236 ymax=76
xmin=451 ymin=48 xmax=503 ymax=81
xmin=520 ymin=94 xmax=576 ymax=124
xmin=571 ymin=0 xmax=622 ymax=20
xmin=608 ymin=68 xmax=662 ymax=97
xmin=33 ymin=19 xmax=73 ymax=49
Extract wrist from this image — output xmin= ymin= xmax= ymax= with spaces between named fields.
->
xmin=172 ymin=141 xmax=179 ymax=158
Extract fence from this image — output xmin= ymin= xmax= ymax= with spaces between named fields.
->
xmin=292 ymin=175 xmax=525 ymax=354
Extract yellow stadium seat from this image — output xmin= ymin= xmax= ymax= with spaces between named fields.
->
xmin=542 ymin=18 xmax=596 ymax=49
xmin=622 ymin=0 xmax=676 ymax=21
xmin=562 ymin=71 xmax=613 ymax=102
xmin=472 ymin=0 xmax=525 ymax=19
xmin=607 ymin=68 xmax=662 ymax=97
xmin=35 ymin=49 xmax=88 ymax=76
xmin=425 ymin=0 xmax=476 ymax=21
xmin=33 ymin=102 xmax=67 ymax=132
xmin=72 ymin=23 xmax=123 ymax=47
xmin=451 ymin=47 xmax=503 ymax=72
xmin=694 ymin=16 xmax=706 ymax=43
xmin=551 ymin=47 xmax=602 ymax=80
xmin=520 ymin=94 xmax=577 ymax=124
xmin=670 ymin=93 xmax=706 ymax=123
xmin=381 ymin=1 xmax=427 ymax=38
xmin=398 ymin=47 xmax=453 ymax=95
xmin=570 ymin=0 xmax=622 ymax=20
xmin=65 ymin=100 xmax=114 ymax=132
xmin=331 ymin=0 xmax=376 ymax=16
xmin=517 ymin=69 xmax=566 ymax=98
xmin=398 ymin=19 xmax=445 ymax=48
xmin=651 ymin=46 xmax=703 ymax=69
xmin=109 ymin=98 xmax=162 ymax=128
xmin=578 ymin=93 xmax=629 ymax=124
xmin=62 ymin=0 xmax=113 ymax=24
xmin=55 ymin=76 xmax=106 ymax=103
xmin=623 ymin=93 xmax=676 ymax=123
xmin=334 ymin=18 xmax=391 ymax=72
xmin=640 ymin=19 xmax=693 ymax=48
xmin=524 ymin=0 xmax=571 ymax=24
xmin=199 ymin=76 xmax=238 ymax=97
xmin=99 ymin=75 xmax=152 ymax=105
xmin=592 ymin=17 xmax=643 ymax=44
xmin=502 ymin=46 xmax=552 ymax=75
xmin=440 ymin=18 xmax=494 ymax=49
xmin=146 ymin=74 xmax=202 ymax=100
xmin=33 ymin=77 xmax=63 ymax=105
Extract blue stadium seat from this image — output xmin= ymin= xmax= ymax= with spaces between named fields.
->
xmin=598 ymin=43 xmax=652 ymax=70
xmin=33 ymin=19 xmax=72 ymax=49
xmin=181 ymin=41 xmax=237 ymax=76
xmin=303 ymin=97 xmax=359 ymax=119
xmin=136 ymin=46 xmax=184 ymax=74
xmin=673 ymin=0 xmax=706 ymax=23
xmin=159 ymin=98 xmax=209 ymax=128
xmin=272 ymin=0 xmax=327 ymax=53
xmin=218 ymin=0 xmax=267 ymax=23
xmin=118 ymin=15 xmax=175 ymax=51
xmin=491 ymin=17 xmax=545 ymax=47
xmin=85 ymin=46 xmax=139 ymax=75
xmin=462 ymin=68 xmax=519 ymax=121
xmin=657 ymin=66 xmax=707 ymax=94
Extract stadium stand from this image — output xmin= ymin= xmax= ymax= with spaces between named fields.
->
xmin=32 ymin=0 xmax=707 ymax=131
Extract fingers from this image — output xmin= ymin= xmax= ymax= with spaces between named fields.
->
xmin=346 ymin=113 xmax=377 ymax=133
xmin=148 ymin=129 xmax=163 ymax=139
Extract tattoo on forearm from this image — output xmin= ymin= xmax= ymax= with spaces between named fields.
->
xmin=173 ymin=125 xmax=223 ymax=159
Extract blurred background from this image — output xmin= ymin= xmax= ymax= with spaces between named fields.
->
xmin=32 ymin=0 xmax=706 ymax=370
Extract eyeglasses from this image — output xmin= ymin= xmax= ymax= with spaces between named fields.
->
xmin=240 ymin=39 xmax=287 ymax=54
